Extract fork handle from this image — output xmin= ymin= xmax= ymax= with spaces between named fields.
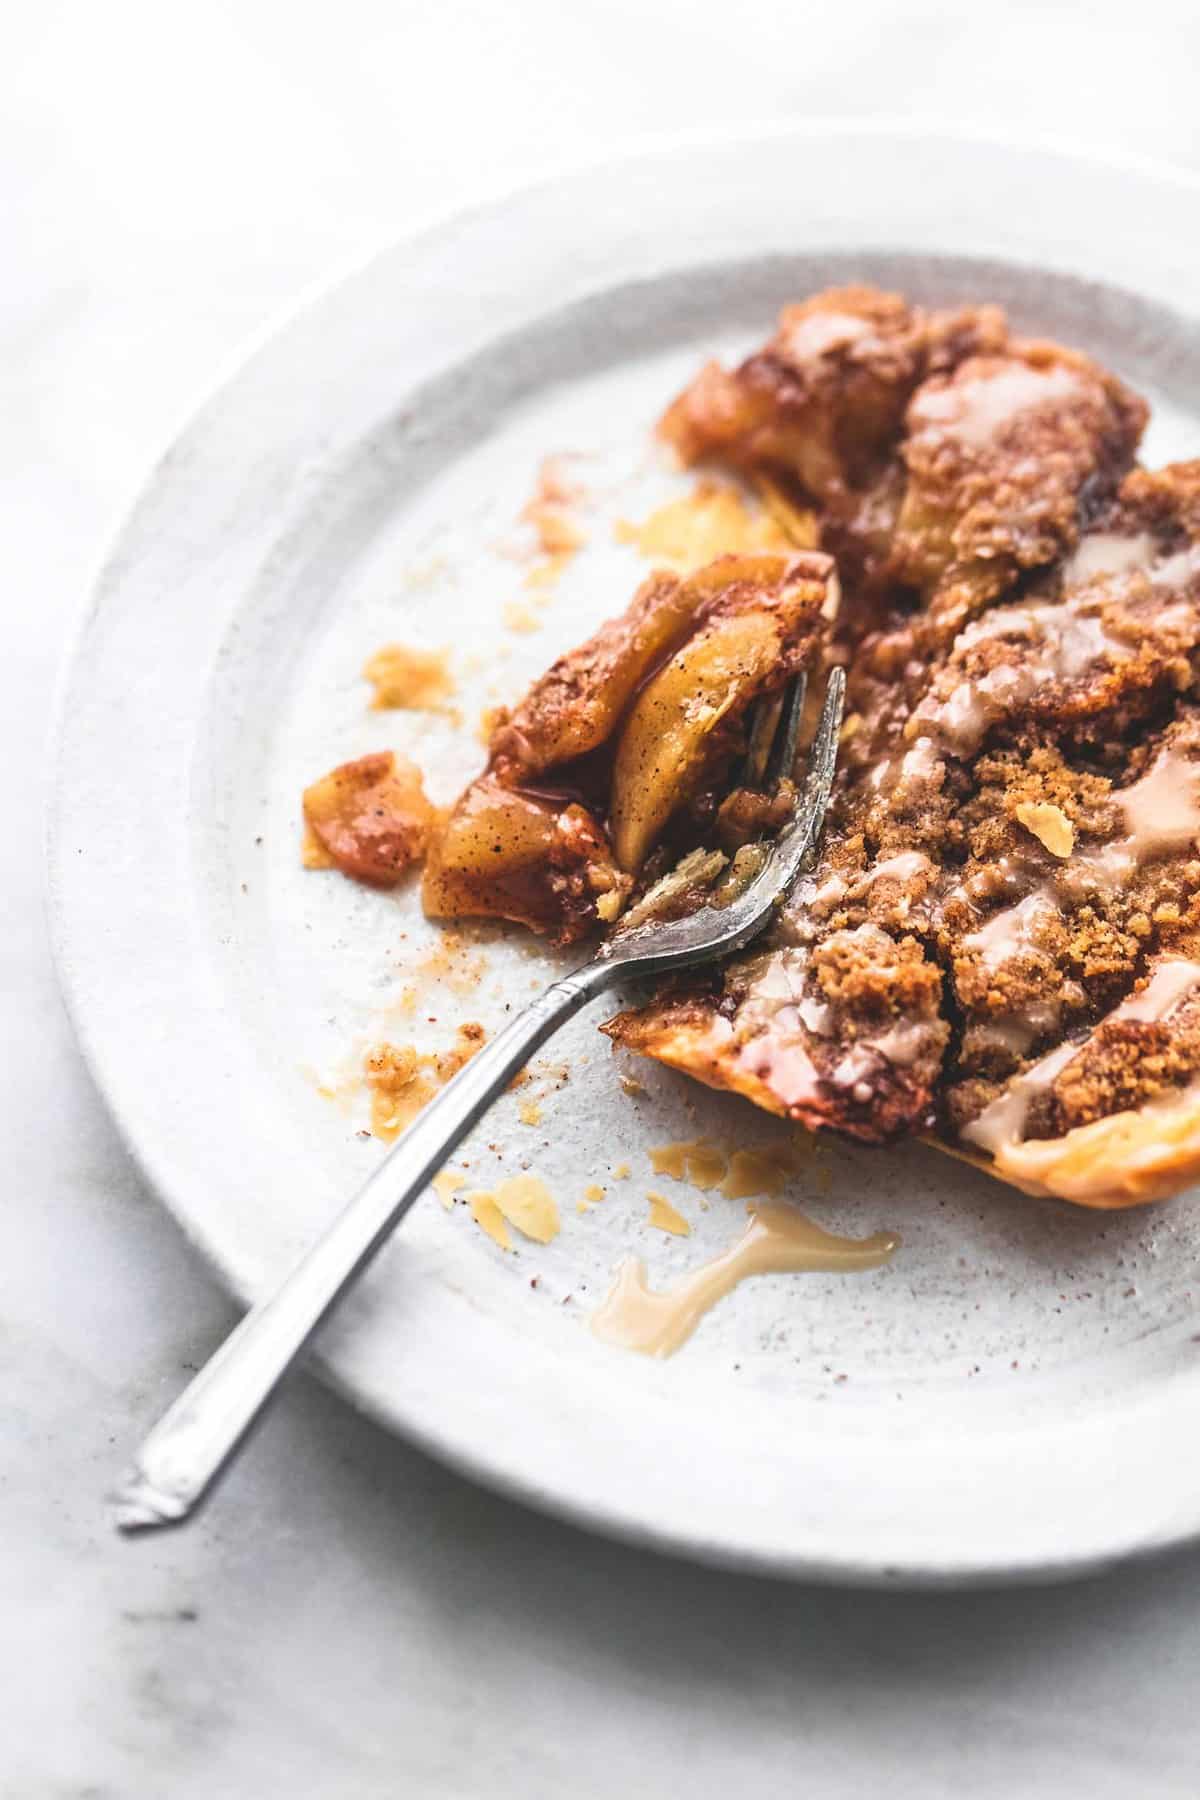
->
xmin=113 ymin=956 xmax=616 ymax=1531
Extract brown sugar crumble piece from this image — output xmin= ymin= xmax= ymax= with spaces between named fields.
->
xmin=512 ymin=455 xmax=589 ymax=593
xmin=363 ymin=1043 xmax=438 ymax=1141
xmin=522 ymin=455 xmax=588 ymax=554
xmin=363 ymin=643 xmax=455 ymax=711
xmin=364 ymin=1022 xmax=486 ymax=1141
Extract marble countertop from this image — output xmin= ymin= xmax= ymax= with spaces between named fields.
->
xmin=10 ymin=2 xmax=1200 ymax=1792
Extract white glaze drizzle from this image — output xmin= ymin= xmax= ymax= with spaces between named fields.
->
xmin=962 ymin=1037 xmax=1081 ymax=1156
xmin=964 ymin=885 xmax=1059 ymax=970
xmin=1063 ymin=532 xmax=1157 ymax=583
xmin=912 ymin=363 xmax=1083 ymax=451
xmin=780 ymin=310 xmax=872 ymax=361
xmin=591 ymin=1203 xmax=898 ymax=1358
xmin=870 ymin=1019 xmax=930 ymax=1066
xmin=739 ymin=1035 xmax=822 ymax=1107
xmin=964 ymin=958 xmax=1200 ymax=1155
xmin=1117 ymin=958 xmax=1200 ymax=1023
xmin=810 ymin=851 xmax=934 ymax=914
xmin=1151 ymin=544 xmax=1200 ymax=587
xmin=914 ymin=598 xmax=1128 ymax=753
xmin=869 ymin=850 xmax=935 ymax=885
xmin=1114 ymin=749 xmax=1200 ymax=860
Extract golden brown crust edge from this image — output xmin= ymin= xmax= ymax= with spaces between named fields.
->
xmin=925 ymin=1091 xmax=1200 ymax=1211
xmin=605 ymin=990 xmax=944 ymax=1145
xmin=605 ymin=1009 xmax=792 ymax=1121
xmin=614 ymin=1011 xmax=1200 ymax=1210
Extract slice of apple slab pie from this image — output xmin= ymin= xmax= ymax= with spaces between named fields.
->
xmin=308 ymin=284 xmax=1200 ymax=1210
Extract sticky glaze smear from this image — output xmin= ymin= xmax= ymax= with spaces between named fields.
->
xmin=591 ymin=1203 xmax=899 ymax=1358
xmin=649 ymin=1139 xmax=727 ymax=1190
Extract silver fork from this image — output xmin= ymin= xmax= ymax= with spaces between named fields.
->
xmin=114 ymin=667 xmax=845 ymax=1530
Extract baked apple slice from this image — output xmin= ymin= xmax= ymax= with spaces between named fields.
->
xmin=421 ymin=775 xmax=626 ymax=946
xmin=303 ymin=751 xmax=435 ymax=885
xmin=424 ymin=551 xmax=838 ymax=941
xmin=609 ymin=553 xmax=837 ymax=869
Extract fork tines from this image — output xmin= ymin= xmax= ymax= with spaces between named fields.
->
xmin=740 ymin=672 xmax=808 ymax=790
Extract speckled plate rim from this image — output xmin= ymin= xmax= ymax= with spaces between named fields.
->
xmin=47 ymin=122 xmax=1200 ymax=1587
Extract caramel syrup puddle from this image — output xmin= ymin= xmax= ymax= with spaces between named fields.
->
xmin=591 ymin=1203 xmax=899 ymax=1358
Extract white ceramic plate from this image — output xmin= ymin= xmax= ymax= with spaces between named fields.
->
xmin=50 ymin=126 xmax=1200 ymax=1585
